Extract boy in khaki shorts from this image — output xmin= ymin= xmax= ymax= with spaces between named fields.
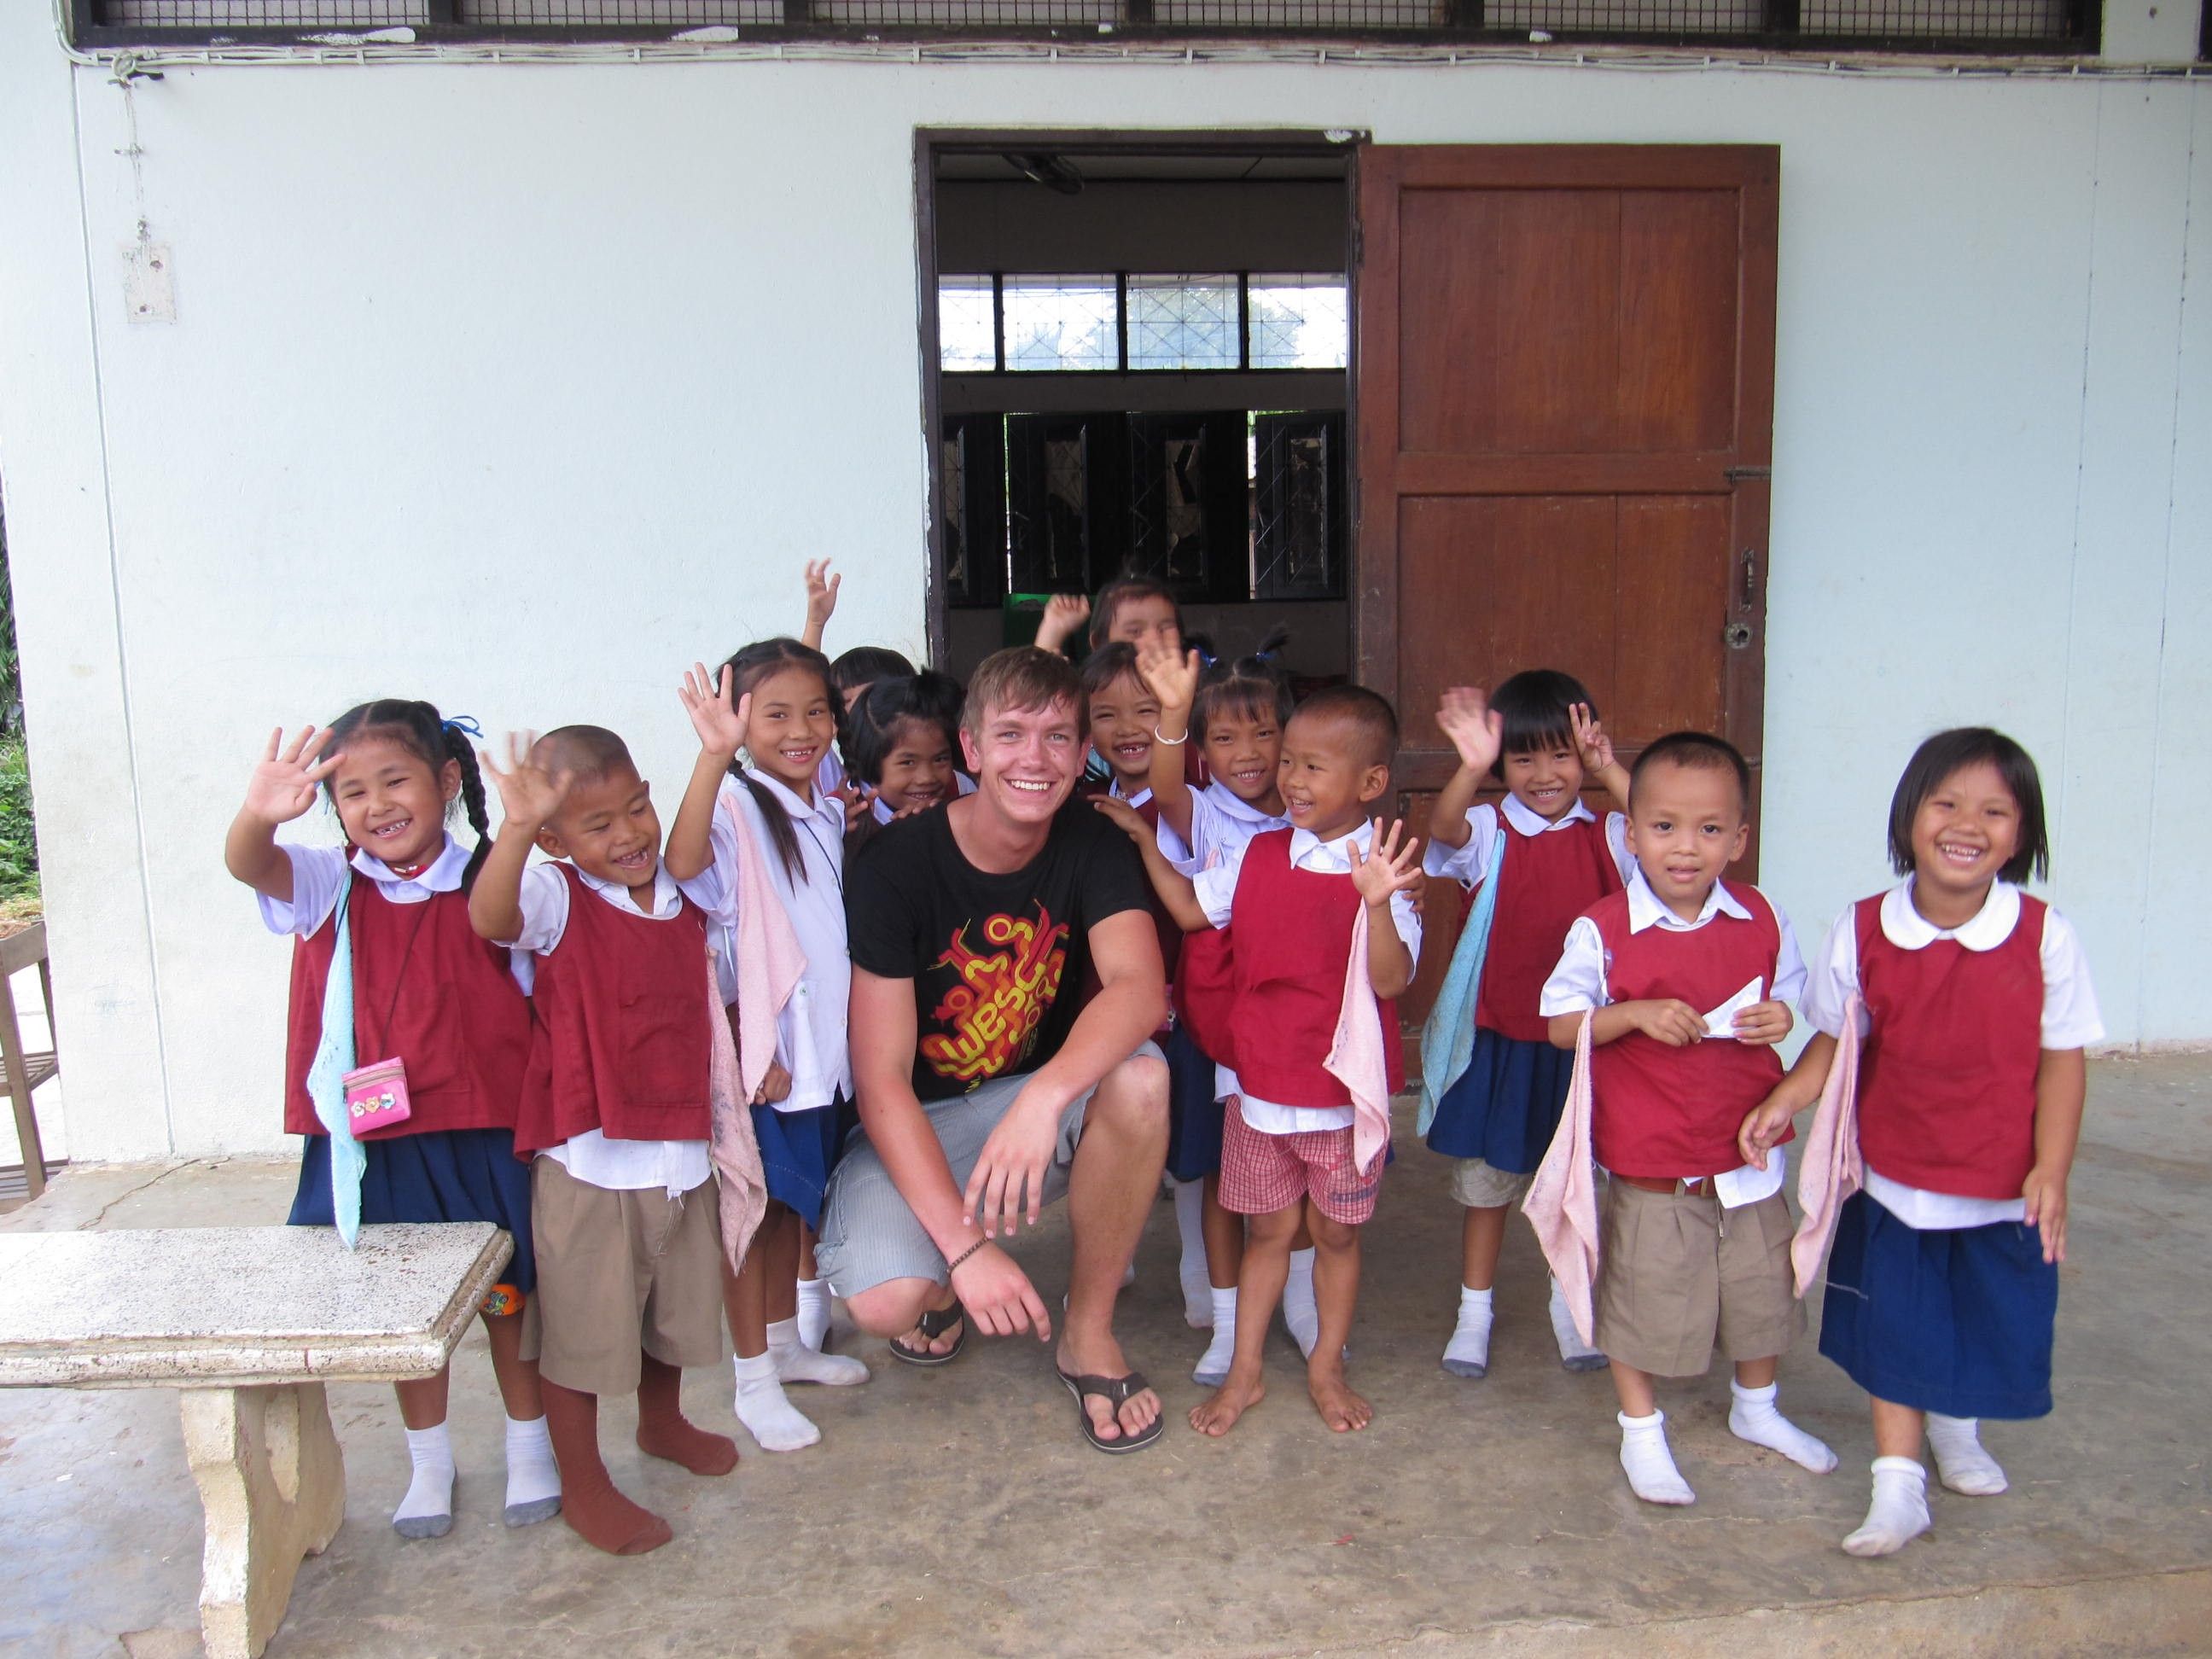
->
xmin=1540 ymin=733 xmax=1837 ymax=1507
xmin=472 ymin=725 xmax=738 ymax=1556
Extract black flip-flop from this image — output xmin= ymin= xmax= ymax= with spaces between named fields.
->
xmin=1057 ymin=1368 xmax=1165 ymax=1454
xmin=888 ymin=1299 xmax=967 ymax=1367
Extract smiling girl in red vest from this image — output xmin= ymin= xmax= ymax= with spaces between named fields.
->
xmin=1420 ymin=672 xmax=1633 ymax=1382
xmin=1743 ymin=729 xmax=2102 ymax=1557
xmin=225 ymin=700 xmax=558 ymax=1544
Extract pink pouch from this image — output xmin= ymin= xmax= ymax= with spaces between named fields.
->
xmin=342 ymin=1057 xmax=412 ymax=1135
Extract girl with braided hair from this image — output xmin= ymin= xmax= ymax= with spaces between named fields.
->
xmin=224 ymin=697 xmax=559 ymax=1542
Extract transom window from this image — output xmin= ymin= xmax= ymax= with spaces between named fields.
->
xmin=938 ymin=273 xmax=1351 ymax=375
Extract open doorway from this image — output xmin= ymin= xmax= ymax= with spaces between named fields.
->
xmin=917 ymin=134 xmax=1357 ymax=690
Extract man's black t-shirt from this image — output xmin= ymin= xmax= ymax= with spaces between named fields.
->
xmin=845 ymin=799 xmax=1152 ymax=1102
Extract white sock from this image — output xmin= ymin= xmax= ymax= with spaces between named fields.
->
xmin=795 ymin=1278 xmax=832 ymax=1353
xmin=392 ymin=1422 xmax=455 ymax=1539
xmin=1926 ymin=1412 xmax=2008 ymax=1495
xmin=769 ymin=1317 xmax=869 ymax=1387
xmin=1441 ymin=1286 xmax=1494 ymax=1378
xmin=1283 ymin=1248 xmax=1319 ymax=1358
xmin=1549 ymin=1277 xmax=1609 ymax=1372
xmin=502 ymin=1413 xmax=562 ymax=1528
xmin=1842 ymin=1457 xmax=1931 ymax=1557
xmin=1617 ymin=1410 xmax=1696 ymax=1505
xmin=734 ymin=1350 xmax=821 ymax=1452
xmin=1173 ymin=1179 xmax=1212 ymax=1327
xmin=1193 ymin=1287 xmax=1238 ymax=1385
xmin=1728 ymin=1380 xmax=1838 ymax=1474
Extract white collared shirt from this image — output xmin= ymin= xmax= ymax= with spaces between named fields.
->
xmin=257 ymin=835 xmax=531 ymax=992
xmin=1423 ymin=793 xmax=1634 ymax=890
xmin=1156 ymin=780 xmax=1291 ymax=875
xmin=1802 ymin=877 xmax=2103 ymax=1229
xmin=1201 ymin=819 xmax=1424 ymax=1136
xmin=1540 ymin=866 xmax=1806 ymax=1205
xmin=868 ymin=770 xmax=977 ymax=824
xmin=508 ymin=858 xmax=718 ymax=1197
xmin=709 ymin=770 xmax=850 ymax=1113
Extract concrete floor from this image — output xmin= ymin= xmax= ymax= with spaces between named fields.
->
xmin=3 ymin=1056 xmax=2209 ymax=1657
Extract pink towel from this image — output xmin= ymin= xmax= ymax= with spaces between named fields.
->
xmin=721 ymin=788 xmax=807 ymax=1106
xmin=1323 ymin=905 xmax=1395 ymax=1179
xmin=707 ymin=952 xmax=767 ymax=1275
xmin=1523 ymin=1012 xmax=1601 ymax=1348
xmin=1790 ymin=1001 xmax=1865 ymax=1298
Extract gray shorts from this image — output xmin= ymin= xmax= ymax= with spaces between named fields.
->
xmin=814 ymin=1042 xmax=1163 ymax=1299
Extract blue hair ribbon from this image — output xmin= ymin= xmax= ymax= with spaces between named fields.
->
xmin=442 ymin=714 xmax=484 ymax=740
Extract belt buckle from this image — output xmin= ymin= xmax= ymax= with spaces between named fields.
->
xmin=1679 ymin=1175 xmax=1708 ymax=1196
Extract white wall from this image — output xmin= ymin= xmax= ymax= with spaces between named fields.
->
xmin=0 ymin=12 xmax=2204 ymax=1157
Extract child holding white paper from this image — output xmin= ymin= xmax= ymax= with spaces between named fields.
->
xmin=1540 ymin=732 xmax=1835 ymax=1507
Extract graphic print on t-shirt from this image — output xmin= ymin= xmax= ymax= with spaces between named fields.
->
xmin=921 ymin=902 xmax=1070 ymax=1083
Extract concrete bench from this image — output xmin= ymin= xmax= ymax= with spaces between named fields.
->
xmin=0 ymin=1222 xmax=511 ymax=1658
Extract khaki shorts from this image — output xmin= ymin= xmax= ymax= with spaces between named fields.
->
xmin=1450 ymin=1156 xmax=1534 ymax=1210
xmin=1593 ymin=1184 xmax=1803 ymax=1378
xmin=526 ymin=1155 xmax=727 ymax=1397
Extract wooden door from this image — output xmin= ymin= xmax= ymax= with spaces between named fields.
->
xmin=1352 ymin=145 xmax=1779 ymax=1021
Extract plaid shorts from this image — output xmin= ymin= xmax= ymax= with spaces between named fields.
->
xmin=1219 ymin=1101 xmax=1382 ymax=1225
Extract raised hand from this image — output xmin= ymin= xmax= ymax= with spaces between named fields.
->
xmin=678 ymin=662 xmax=748 ymax=758
xmin=1033 ymin=592 xmax=1091 ymax=655
xmin=803 ymin=559 xmax=841 ymax=636
xmin=480 ymin=732 xmax=572 ymax=837
xmin=1350 ymin=818 xmax=1423 ymax=906
xmin=1436 ymin=687 xmax=1504 ymax=777
xmin=1138 ymin=638 xmax=1202 ymax=719
xmin=1569 ymin=702 xmax=1616 ymax=775
xmin=242 ymin=726 xmax=343 ymax=826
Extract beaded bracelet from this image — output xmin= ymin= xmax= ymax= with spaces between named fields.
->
xmin=946 ymin=1237 xmax=988 ymax=1274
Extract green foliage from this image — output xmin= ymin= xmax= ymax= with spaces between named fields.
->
xmin=0 ymin=740 xmax=36 ymax=902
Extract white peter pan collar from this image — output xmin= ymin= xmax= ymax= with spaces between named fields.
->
xmin=1500 ymin=792 xmax=1598 ymax=837
xmin=1881 ymin=877 xmax=2022 ymax=952
xmin=1288 ymin=818 xmax=1373 ymax=869
xmin=350 ymin=833 xmax=468 ymax=894
xmin=577 ymin=861 xmax=683 ymax=919
xmin=1623 ymin=863 xmax=1753 ymax=934
xmin=743 ymin=766 xmax=841 ymax=828
xmin=1203 ymin=780 xmax=1276 ymax=824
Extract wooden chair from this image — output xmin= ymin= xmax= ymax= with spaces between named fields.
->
xmin=0 ymin=920 xmax=59 ymax=1200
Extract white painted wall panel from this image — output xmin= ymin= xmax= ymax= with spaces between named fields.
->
xmin=0 ymin=36 xmax=2204 ymax=1157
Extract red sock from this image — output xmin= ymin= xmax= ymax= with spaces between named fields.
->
xmin=636 ymin=1352 xmax=739 ymax=1476
xmin=540 ymin=1381 xmax=672 ymax=1556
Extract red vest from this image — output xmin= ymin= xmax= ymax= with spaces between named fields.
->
xmin=283 ymin=874 xmax=531 ymax=1140
xmin=1586 ymin=884 xmax=1786 ymax=1179
xmin=514 ymin=866 xmax=716 ymax=1156
xmin=1224 ymin=830 xmax=1405 ymax=1109
xmin=1472 ymin=812 xmax=1624 ymax=1044
xmin=1854 ymin=892 xmax=2046 ymax=1200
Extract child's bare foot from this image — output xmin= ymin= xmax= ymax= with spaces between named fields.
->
xmin=1189 ymin=1369 xmax=1266 ymax=1436
xmin=1308 ymin=1366 xmax=1372 ymax=1433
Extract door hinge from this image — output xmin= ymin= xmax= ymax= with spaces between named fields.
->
xmin=1724 ymin=465 xmax=1771 ymax=481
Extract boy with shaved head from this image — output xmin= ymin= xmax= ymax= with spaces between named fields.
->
xmin=470 ymin=726 xmax=739 ymax=1556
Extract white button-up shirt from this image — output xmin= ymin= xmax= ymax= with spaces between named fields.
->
xmin=1422 ymin=792 xmax=1634 ymax=890
xmin=509 ymin=859 xmax=723 ymax=1198
xmin=1155 ymin=780 xmax=1291 ymax=876
xmin=1801 ymin=877 xmax=2104 ymax=1229
xmin=1540 ymin=865 xmax=1806 ymax=1206
xmin=257 ymin=834 xmax=531 ymax=991
xmin=708 ymin=771 xmax=851 ymax=1114
xmin=1197 ymin=820 xmax=1423 ymax=1136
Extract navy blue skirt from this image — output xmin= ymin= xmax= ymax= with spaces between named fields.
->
xmin=754 ymin=1099 xmax=847 ymax=1231
xmin=287 ymin=1127 xmax=537 ymax=1295
xmin=1424 ymin=1027 xmax=1574 ymax=1173
xmin=1163 ymin=1022 xmax=1225 ymax=1182
xmin=1819 ymin=1190 xmax=2057 ymax=1420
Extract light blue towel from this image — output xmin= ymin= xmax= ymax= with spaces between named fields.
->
xmin=1417 ymin=829 xmax=1505 ymax=1138
xmin=303 ymin=897 xmax=366 ymax=1249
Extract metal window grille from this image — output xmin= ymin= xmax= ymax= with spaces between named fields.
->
xmin=945 ymin=272 xmax=1349 ymax=375
xmin=1126 ymin=276 xmax=1242 ymax=371
xmin=79 ymin=0 xmax=2100 ymax=46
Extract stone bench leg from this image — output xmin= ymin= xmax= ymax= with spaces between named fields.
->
xmin=180 ymin=1382 xmax=347 ymax=1659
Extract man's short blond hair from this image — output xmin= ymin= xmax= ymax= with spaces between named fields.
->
xmin=960 ymin=647 xmax=1083 ymax=736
